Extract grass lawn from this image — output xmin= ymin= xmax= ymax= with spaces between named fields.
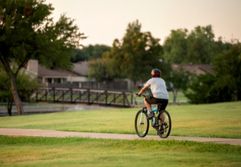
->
xmin=0 ymin=102 xmax=241 ymax=138
xmin=0 ymin=136 xmax=241 ymax=167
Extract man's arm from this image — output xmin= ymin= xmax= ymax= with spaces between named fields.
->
xmin=137 ymin=84 xmax=150 ymax=96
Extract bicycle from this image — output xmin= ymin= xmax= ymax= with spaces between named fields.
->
xmin=134 ymin=94 xmax=172 ymax=138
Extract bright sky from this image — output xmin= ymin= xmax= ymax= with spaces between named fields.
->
xmin=46 ymin=0 xmax=241 ymax=46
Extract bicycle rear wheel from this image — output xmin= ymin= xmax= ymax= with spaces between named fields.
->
xmin=157 ymin=110 xmax=172 ymax=138
xmin=135 ymin=109 xmax=149 ymax=137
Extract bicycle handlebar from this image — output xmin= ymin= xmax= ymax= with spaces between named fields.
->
xmin=135 ymin=93 xmax=147 ymax=98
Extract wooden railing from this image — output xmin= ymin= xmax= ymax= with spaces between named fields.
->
xmin=35 ymin=88 xmax=134 ymax=107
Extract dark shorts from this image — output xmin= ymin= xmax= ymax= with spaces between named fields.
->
xmin=145 ymin=96 xmax=168 ymax=111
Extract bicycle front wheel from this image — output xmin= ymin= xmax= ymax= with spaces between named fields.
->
xmin=135 ymin=109 xmax=149 ymax=137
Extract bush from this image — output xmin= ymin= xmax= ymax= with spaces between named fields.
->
xmin=184 ymin=75 xmax=215 ymax=103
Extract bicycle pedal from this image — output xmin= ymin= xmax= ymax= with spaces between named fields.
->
xmin=157 ymin=129 xmax=164 ymax=135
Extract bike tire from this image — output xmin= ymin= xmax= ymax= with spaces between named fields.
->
xmin=135 ymin=109 xmax=149 ymax=137
xmin=158 ymin=110 xmax=172 ymax=138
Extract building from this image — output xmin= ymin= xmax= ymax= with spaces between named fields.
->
xmin=171 ymin=64 xmax=214 ymax=75
xmin=26 ymin=59 xmax=88 ymax=88
xmin=25 ymin=59 xmax=132 ymax=91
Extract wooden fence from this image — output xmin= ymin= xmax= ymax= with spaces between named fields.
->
xmin=35 ymin=88 xmax=134 ymax=107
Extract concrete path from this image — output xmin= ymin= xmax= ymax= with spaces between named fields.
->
xmin=0 ymin=128 xmax=241 ymax=146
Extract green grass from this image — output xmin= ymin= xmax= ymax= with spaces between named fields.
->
xmin=0 ymin=102 xmax=241 ymax=138
xmin=170 ymin=102 xmax=241 ymax=138
xmin=168 ymin=91 xmax=189 ymax=103
xmin=0 ymin=136 xmax=240 ymax=167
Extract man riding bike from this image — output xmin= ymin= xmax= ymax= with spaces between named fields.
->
xmin=137 ymin=68 xmax=169 ymax=122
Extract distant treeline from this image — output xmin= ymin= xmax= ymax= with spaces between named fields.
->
xmin=73 ymin=21 xmax=241 ymax=103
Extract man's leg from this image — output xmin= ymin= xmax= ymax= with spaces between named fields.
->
xmin=158 ymin=99 xmax=168 ymax=123
xmin=144 ymin=98 xmax=151 ymax=111
xmin=160 ymin=112 xmax=165 ymax=123
xmin=144 ymin=98 xmax=154 ymax=118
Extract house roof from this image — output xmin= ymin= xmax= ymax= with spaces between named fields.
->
xmin=72 ymin=61 xmax=89 ymax=76
xmin=172 ymin=64 xmax=214 ymax=75
xmin=38 ymin=65 xmax=79 ymax=78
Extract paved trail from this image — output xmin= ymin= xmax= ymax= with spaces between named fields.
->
xmin=0 ymin=128 xmax=241 ymax=146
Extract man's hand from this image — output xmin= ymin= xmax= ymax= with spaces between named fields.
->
xmin=136 ymin=93 xmax=141 ymax=97
xmin=137 ymin=84 xmax=149 ymax=97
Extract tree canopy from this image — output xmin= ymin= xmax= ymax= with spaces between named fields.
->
xmin=89 ymin=20 xmax=166 ymax=82
xmin=162 ymin=25 xmax=216 ymax=64
xmin=0 ymin=0 xmax=85 ymax=114
xmin=71 ymin=44 xmax=111 ymax=62
xmin=184 ymin=42 xmax=241 ymax=103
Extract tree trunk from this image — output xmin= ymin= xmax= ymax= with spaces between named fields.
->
xmin=7 ymin=99 xmax=13 ymax=116
xmin=9 ymin=74 xmax=23 ymax=115
xmin=0 ymin=55 xmax=25 ymax=115
xmin=172 ymin=89 xmax=178 ymax=104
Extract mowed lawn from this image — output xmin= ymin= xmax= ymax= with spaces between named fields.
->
xmin=0 ymin=102 xmax=241 ymax=167
xmin=0 ymin=136 xmax=241 ymax=167
xmin=0 ymin=102 xmax=241 ymax=138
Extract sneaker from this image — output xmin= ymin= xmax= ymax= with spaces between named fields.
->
xmin=158 ymin=123 xmax=167 ymax=134
xmin=157 ymin=130 xmax=164 ymax=135
xmin=158 ymin=126 xmax=164 ymax=135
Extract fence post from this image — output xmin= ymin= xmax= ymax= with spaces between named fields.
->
xmin=45 ymin=89 xmax=48 ymax=101
xmin=53 ymin=87 xmax=55 ymax=102
xmin=79 ymin=90 xmax=82 ymax=102
xmin=70 ymin=88 xmax=73 ymax=103
xmin=62 ymin=89 xmax=65 ymax=102
xmin=105 ymin=90 xmax=108 ymax=105
xmin=87 ymin=89 xmax=90 ymax=104
xmin=122 ymin=92 xmax=125 ymax=106
xmin=113 ymin=93 xmax=116 ymax=104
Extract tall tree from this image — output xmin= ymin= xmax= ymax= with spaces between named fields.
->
xmin=120 ymin=20 xmax=164 ymax=82
xmin=167 ymin=70 xmax=189 ymax=104
xmin=71 ymin=44 xmax=111 ymax=62
xmin=187 ymin=25 xmax=216 ymax=64
xmin=212 ymin=42 xmax=241 ymax=101
xmin=184 ymin=42 xmax=241 ymax=103
xmin=88 ymin=40 xmax=123 ymax=81
xmin=162 ymin=25 xmax=216 ymax=64
xmin=90 ymin=20 xmax=165 ymax=82
xmin=0 ymin=0 xmax=84 ymax=115
xmin=162 ymin=29 xmax=188 ymax=63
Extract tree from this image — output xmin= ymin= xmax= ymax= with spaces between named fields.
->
xmin=162 ymin=25 xmax=216 ymax=64
xmin=0 ymin=0 xmax=84 ymax=114
xmin=184 ymin=42 xmax=241 ymax=103
xmin=89 ymin=20 xmax=165 ymax=83
xmin=212 ymin=42 xmax=241 ymax=101
xmin=88 ymin=41 xmax=124 ymax=81
xmin=120 ymin=21 xmax=164 ymax=82
xmin=167 ymin=70 xmax=189 ymax=104
xmin=88 ymin=54 xmax=115 ymax=82
xmin=184 ymin=74 xmax=216 ymax=103
xmin=71 ymin=44 xmax=111 ymax=62
xmin=162 ymin=29 xmax=188 ymax=63
xmin=0 ymin=69 xmax=39 ymax=116
xmin=187 ymin=25 xmax=216 ymax=64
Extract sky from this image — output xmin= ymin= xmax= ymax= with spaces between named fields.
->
xmin=45 ymin=0 xmax=241 ymax=46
